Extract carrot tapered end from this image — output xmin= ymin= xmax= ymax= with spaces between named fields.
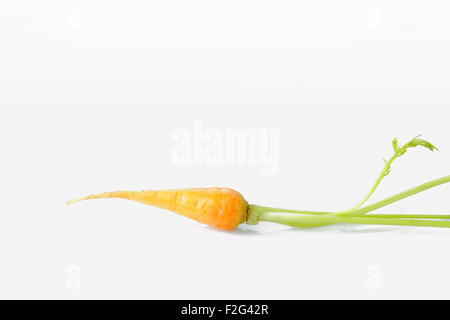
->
xmin=66 ymin=191 xmax=127 ymax=206
xmin=67 ymin=198 xmax=82 ymax=205
xmin=67 ymin=196 xmax=91 ymax=205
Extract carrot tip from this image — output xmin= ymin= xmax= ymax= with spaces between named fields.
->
xmin=66 ymin=197 xmax=87 ymax=205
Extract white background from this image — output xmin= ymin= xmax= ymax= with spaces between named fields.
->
xmin=1 ymin=0 xmax=450 ymax=299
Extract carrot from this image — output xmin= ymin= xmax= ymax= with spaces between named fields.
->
xmin=67 ymin=188 xmax=248 ymax=230
xmin=68 ymin=135 xmax=450 ymax=231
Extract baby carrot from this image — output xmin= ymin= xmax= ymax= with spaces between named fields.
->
xmin=67 ymin=188 xmax=248 ymax=230
xmin=68 ymin=135 xmax=450 ymax=231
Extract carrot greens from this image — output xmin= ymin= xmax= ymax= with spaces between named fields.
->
xmin=248 ymin=136 xmax=450 ymax=229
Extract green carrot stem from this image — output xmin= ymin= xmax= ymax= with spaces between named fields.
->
xmin=250 ymin=175 xmax=450 ymax=218
xmin=339 ymin=175 xmax=450 ymax=216
xmin=346 ymin=214 xmax=450 ymax=219
xmin=344 ymin=152 xmax=398 ymax=212
xmin=340 ymin=135 xmax=438 ymax=213
xmin=258 ymin=212 xmax=450 ymax=229
xmin=249 ymin=206 xmax=450 ymax=220
xmin=248 ymin=205 xmax=330 ymax=216
xmin=246 ymin=205 xmax=329 ymax=225
xmin=247 ymin=175 xmax=450 ymax=227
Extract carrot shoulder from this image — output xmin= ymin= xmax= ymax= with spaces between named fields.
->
xmin=67 ymin=188 xmax=249 ymax=230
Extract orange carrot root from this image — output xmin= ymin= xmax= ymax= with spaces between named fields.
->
xmin=67 ymin=188 xmax=249 ymax=230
